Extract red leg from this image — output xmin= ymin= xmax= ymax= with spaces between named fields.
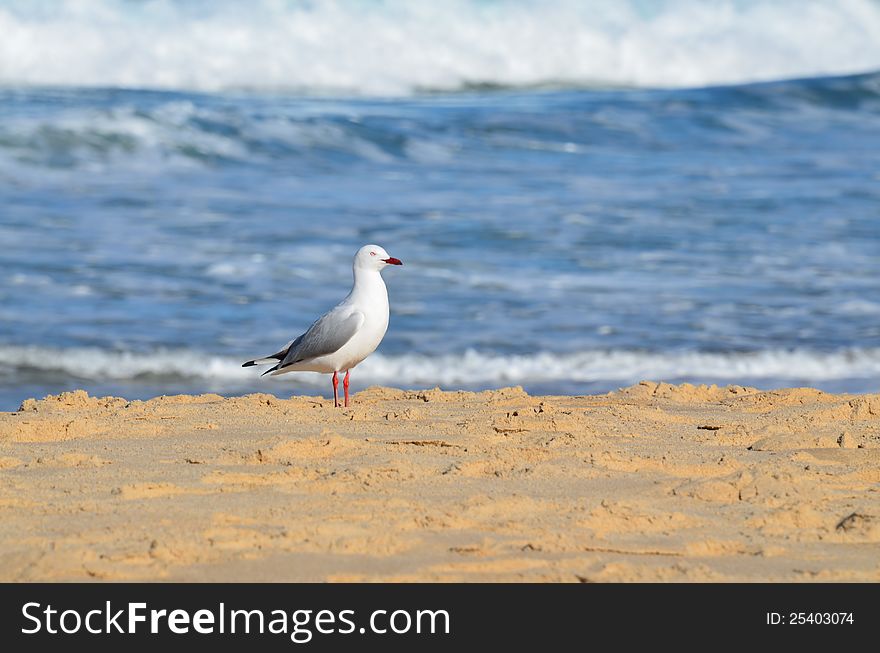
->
xmin=331 ymin=371 xmax=339 ymax=408
xmin=343 ymin=370 xmax=350 ymax=407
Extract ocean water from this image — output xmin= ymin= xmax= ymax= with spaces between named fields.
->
xmin=1 ymin=0 xmax=879 ymax=409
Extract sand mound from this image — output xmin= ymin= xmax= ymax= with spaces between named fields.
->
xmin=613 ymin=381 xmax=757 ymax=402
xmin=19 ymin=390 xmax=127 ymax=413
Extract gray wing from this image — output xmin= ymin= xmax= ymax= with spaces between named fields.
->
xmin=275 ymin=309 xmax=364 ymax=371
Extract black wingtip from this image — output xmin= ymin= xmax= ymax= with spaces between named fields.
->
xmin=260 ymin=364 xmax=279 ymax=377
xmin=242 ymin=360 xmax=256 ymax=368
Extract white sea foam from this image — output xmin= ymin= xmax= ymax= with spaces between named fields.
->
xmin=1 ymin=0 xmax=879 ymax=94
xmin=2 ymin=345 xmax=879 ymax=387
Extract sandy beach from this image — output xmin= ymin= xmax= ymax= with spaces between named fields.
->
xmin=0 ymin=382 xmax=877 ymax=582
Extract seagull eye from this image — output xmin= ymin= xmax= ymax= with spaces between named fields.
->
xmin=370 ymin=251 xmax=376 ymax=256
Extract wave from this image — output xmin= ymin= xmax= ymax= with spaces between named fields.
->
xmin=2 ymin=345 xmax=879 ymax=387
xmin=1 ymin=0 xmax=879 ymax=94
xmin=0 ymin=99 xmax=412 ymax=170
xmin=3 ymin=70 xmax=878 ymax=172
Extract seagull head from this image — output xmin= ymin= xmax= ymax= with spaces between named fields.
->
xmin=355 ymin=244 xmax=402 ymax=270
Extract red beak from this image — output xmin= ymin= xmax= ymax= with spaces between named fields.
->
xmin=382 ymin=257 xmax=402 ymax=265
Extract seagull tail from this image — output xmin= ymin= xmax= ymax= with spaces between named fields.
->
xmin=241 ymin=358 xmax=281 ymax=376
xmin=242 ymin=356 xmax=282 ymax=368
xmin=243 ymin=340 xmax=295 ymax=374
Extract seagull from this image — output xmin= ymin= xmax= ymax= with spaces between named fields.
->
xmin=242 ymin=244 xmax=402 ymax=407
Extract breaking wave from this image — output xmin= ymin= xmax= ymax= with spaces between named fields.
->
xmin=2 ymin=345 xmax=879 ymax=388
xmin=1 ymin=0 xmax=879 ymax=94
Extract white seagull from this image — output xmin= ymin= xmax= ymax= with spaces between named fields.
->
xmin=243 ymin=244 xmax=402 ymax=407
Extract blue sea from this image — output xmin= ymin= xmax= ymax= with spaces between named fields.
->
xmin=1 ymin=0 xmax=880 ymax=409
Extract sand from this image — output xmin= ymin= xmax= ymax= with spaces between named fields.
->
xmin=0 ymin=382 xmax=878 ymax=582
